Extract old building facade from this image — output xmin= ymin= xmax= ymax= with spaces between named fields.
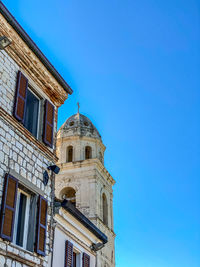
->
xmin=56 ymin=112 xmax=116 ymax=267
xmin=0 ymin=2 xmax=72 ymax=266
xmin=51 ymin=198 xmax=107 ymax=267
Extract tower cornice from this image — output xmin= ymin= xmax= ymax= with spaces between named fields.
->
xmin=57 ymin=158 xmax=116 ymax=186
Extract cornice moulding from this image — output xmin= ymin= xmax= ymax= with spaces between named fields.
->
xmin=0 ymin=13 xmax=68 ymax=106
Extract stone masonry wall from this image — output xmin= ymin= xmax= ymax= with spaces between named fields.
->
xmin=0 ymin=49 xmax=55 ymax=266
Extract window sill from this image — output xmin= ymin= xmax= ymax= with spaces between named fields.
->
xmin=10 ymin=242 xmax=32 ymax=254
xmin=6 ymin=242 xmax=42 ymax=267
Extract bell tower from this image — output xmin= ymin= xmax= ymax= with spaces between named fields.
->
xmin=55 ymin=111 xmax=116 ymax=267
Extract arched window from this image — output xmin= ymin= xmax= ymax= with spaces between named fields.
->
xmin=85 ymin=146 xmax=92 ymax=159
xmin=102 ymin=193 xmax=108 ymax=226
xmin=111 ymin=251 xmax=114 ymax=264
xmin=61 ymin=187 xmax=76 ymax=206
xmin=99 ymin=151 xmax=103 ymax=163
xmin=67 ymin=146 xmax=73 ymax=162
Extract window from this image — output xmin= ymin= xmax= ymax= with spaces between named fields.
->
xmin=12 ymin=187 xmax=38 ymax=252
xmin=99 ymin=151 xmax=103 ymax=163
xmin=67 ymin=146 xmax=73 ymax=162
xmin=61 ymin=187 xmax=76 ymax=206
xmin=65 ymin=241 xmax=82 ymax=267
xmin=13 ymin=71 xmax=55 ymax=147
xmin=85 ymin=146 xmax=92 ymax=160
xmin=13 ymin=189 xmax=30 ymax=248
xmin=24 ymin=88 xmax=40 ymax=138
xmin=0 ymin=174 xmax=48 ymax=255
xmin=102 ymin=193 xmax=108 ymax=226
xmin=111 ymin=251 xmax=114 ymax=264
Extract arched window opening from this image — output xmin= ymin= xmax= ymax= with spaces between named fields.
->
xmin=102 ymin=193 xmax=108 ymax=226
xmin=99 ymin=151 xmax=103 ymax=163
xmin=85 ymin=146 xmax=92 ymax=160
xmin=67 ymin=146 xmax=73 ymax=162
xmin=61 ymin=187 xmax=76 ymax=206
xmin=111 ymin=251 xmax=114 ymax=264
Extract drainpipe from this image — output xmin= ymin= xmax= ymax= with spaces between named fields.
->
xmin=50 ymin=172 xmax=55 ymax=267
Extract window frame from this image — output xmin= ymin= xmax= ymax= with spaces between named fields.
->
xmin=13 ymin=188 xmax=31 ymax=250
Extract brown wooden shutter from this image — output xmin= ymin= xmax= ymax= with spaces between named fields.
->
xmin=0 ymin=174 xmax=18 ymax=241
xmin=65 ymin=240 xmax=73 ymax=267
xmin=36 ymin=196 xmax=48 ymax=256
xmin=13 ymin=71 xmax=28 ymax=122
xmin=43 ymin=100 xmax=55 ymax=147
xmin=82 ymin=253 xmax=90 ymax=267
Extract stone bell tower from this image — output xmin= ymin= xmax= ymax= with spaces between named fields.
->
xmin=55 ymin=111 xmax=116 ymax=267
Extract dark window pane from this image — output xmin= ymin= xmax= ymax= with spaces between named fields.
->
xmin=73 ymin=252 xmax=76 ymax=267
xmin=24 ymin=89 xmax=39 ymax=137
xmin=16 ymin=193 xmax=27 ymax=246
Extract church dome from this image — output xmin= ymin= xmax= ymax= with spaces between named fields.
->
xmin=59 ymin=113 xmax=102 ymax=140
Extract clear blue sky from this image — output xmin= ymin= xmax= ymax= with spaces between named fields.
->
xmin=2 ymin=0 xmax=200 ymax=266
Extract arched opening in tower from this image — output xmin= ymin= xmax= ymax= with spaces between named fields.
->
xmin=102 ymin=193 xmax=108 ymax=226
xmin=67 ymin=146 xmax=73 ymax=162
xmin=60 ymin=187 xmax=76 ymax=206
xmin=85 ymin=146 xmax=92 ymax=160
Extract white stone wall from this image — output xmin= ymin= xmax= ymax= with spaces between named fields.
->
xmin=96 ymin=222 xmax=115 ymax=267
xmin=0 ymin=49 xmax=56 ymax=266
xmin=0 ymin=117 xmax=52 ymax=201
xmin=0 ymin=50 xmax=19 ymax=115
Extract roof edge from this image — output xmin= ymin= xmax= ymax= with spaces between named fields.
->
xmin=55 ymin=199 xmax=108 ymax=244
xmin=0 ymin=1 xmax=73 ymax=95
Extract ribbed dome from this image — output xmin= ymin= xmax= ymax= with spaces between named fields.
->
xmin=59 ymin=113 xmax=101 ymax=140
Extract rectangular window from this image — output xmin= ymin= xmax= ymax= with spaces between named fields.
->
xmin=12 ymin=187 xmax=37 ymax=252
xmin=13 ymin=189 xmax=30 ymax=249
xmin=24 ymin=88 xmax=40 ymax=138
xmin=14 ymin=71 xmax=55 ymax=147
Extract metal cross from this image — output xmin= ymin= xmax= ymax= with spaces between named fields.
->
xmin=77 ymin=102 xmax=80 ymax=113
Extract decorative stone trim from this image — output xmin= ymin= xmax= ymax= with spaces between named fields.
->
xmin=58 ymin=158 xmax=115 ymax=185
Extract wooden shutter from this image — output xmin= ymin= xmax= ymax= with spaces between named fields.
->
xmin=13 ymin=71 xmax=28 ymax=122
xmin=36 ymin=196 xmax=48 ymax=256
xmin=43 ymin=100 xmax=55 ymax=147
xmin=82 ymin=253 xmax=90 ymax=267
xmin=0 ymin=174 xmax=18 ymax=241
xmin=65 ymin=240 xmax=73 ymax=267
